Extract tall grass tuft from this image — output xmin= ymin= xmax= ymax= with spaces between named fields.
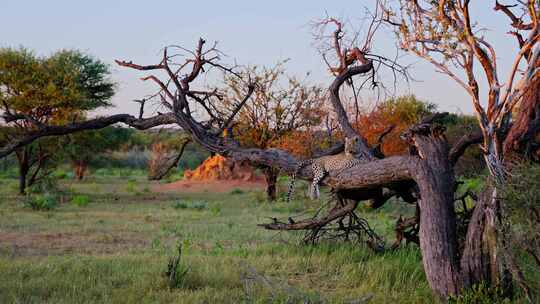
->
xmin=164 ymin=244 xmax=190 ymax=289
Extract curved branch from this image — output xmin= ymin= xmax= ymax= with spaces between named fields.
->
xmin=0 ymin=113 xmax=176 ymax=159
xmin=258 ymin=199 xmax=358 ymax=230
xmin=329 ymin=62 xmax=374 ymax=156
xmin=449 ymin=131 xmax=483 ymax=165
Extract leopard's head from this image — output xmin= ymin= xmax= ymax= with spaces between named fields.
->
xmin=344 ymin=136 xmax=359 ymax=156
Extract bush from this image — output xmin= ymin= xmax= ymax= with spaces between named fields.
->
xmin=125 ymin=180 xmax=136 ymax=193
xmin=24 ymin=194 xmax=58 ymax=211
xmin=53 ymin=169 xmax=71 ymax=180
xmin=71 ymin=195 xmax=90 ymax=207
xmin=229 ymin=188 xmax=244 ymax=195
xmin=172 ymin=201 xmax=209 ymax=211
xmin=27 ymin=175 xmax=61 ymax=194
xmin=448 ymin=283 xmax=509 ymax=304
xmin=164 ymin=244 xmax=190 ymax=289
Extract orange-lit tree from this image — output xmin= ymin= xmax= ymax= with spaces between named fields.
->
xmin=353 ymin=95 xmax=435 ymax=156
xmin=219 ymin=62 xmax=326 ymax=200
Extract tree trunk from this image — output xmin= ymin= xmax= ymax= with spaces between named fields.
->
xmin=262 ymin=166 xmax=278 ymax=201
xmin=503 ymin=77 xmax=540 ymax=159
xmin=409 ymin=130 xmax=463 ymax=299
xmin=73 ymin=160 xmax=88 ymax=180
xmin=16 ymin=149 xmax=30 ymax=195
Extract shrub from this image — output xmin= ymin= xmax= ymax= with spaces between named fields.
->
xmin=24 ymin=194 xmax=58 ymax=211
xmin=71 ymin=195 xmax=90 ymax=207
xmin=164 ymin=244 xmax=190 ymax=289
xmin=210 ymin=204 xmax=221 ymax=215
xmin=448 ymin=283 xmax=509 ymax=304
xmin=229 ymin=188 xmax=244 ymax=195
xmin=125 ymin=180 xmax=136 ymax=193
xmin=27 ymin=175 xmax=61 ymax=194
xmin=172 ymin=201 xmax=188 ymax=209
xmin=172 ymin=201 xmax=209 ymax=211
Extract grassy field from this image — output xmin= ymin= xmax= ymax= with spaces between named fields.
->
xmin=0 ymin=171 xmax=434 ymax=303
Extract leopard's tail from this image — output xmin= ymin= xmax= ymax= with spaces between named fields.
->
xmin=286 ymin=159 xmax=312 ymax=203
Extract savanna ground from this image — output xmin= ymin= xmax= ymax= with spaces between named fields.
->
xmin=1 ymin=169 xmax=440 ymax=303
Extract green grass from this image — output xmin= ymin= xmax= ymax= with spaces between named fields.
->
xmin=0 ymin=174 xmax=435 ymax=303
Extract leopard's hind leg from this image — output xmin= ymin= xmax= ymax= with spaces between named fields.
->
xmin=310 ymin=163 xmax=326 ymax=199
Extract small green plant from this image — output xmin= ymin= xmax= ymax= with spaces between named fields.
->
xmin=230 ymin=188 xmax=244 ymax=195
xmin=165 ymin=170 xmax=184 ymax=183
xmin=125 ymin=180 xmax=136 ymax=193
xmin=27 ymin=175 xmax=61 ymax=194
xmin=24 ymin=194 xmax=58 ymax=211
xmin=190 ymin=201 xmax=208 ymax=210
xmin=251 ymin=191 xmax=266 ymax=204
xmin=172 ymin=201 xmax=188 ymax=209
xmin=71 ymin=195 xmax=90 ymax=207
xmin=172 ymin=200 xmax=208 ymax=211
xmin=53 ymin=169 xmax=70 ymax=180
xmin=164 ymin=243 xmax=190 ymax=289
xmin=210 ymin=204 xmax=221 ymax=215
xmin=448 ymin=283 xmax=510 ymax=304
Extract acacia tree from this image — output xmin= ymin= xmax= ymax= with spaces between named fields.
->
xmin=0 ymin=48 xmax=115 ymax=193
xmin=382 ymin=0 xmax=540 ymax=298
xmin=60 ymin=127 xmax=135 ymax=180
xmin=218 ymin=62 xmax=326 ymax=200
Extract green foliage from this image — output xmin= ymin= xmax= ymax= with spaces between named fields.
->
xmin=377 ymin=95 xmax=436 ymax=123
xmin=459 ymin=177 xmax=485 ymax=193
xmin=53 ymin=169 xmax=72 ymax=180
xmin=61 ymin=127 xmax=131 ymax=164
xmin=71 ymin=195 xmax=90 ymax=207
xmin=448 ymin=283 xmax=510 ymax=304
xmin=0 ymin=47 xmax=114 ymax=121
xmin=26 ymin=175 xmax=61 ymax=195
xmin=172 ymin=200 xmax=209 ymax=211
xmin=125 ymin=180 xmax=136 ymax=193
xmin=24 ymin=194 xmax=58 ymax=211
xmin=165 ymin=170 xmax=184 ymax=183
xmin=229 ymin=188 xmax=244 ymax=195
xmin=502 ymin=163 xmax=540 ymax=225
xmin=0 ymin=47 xmax=115 ymax=193
xmin=501 ymin=162 xmax=540 ymax=289
xmin=164 ymin=244 xmax=190 ymax=289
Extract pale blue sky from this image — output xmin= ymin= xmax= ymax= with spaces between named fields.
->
xmin=0 ymin=1 xmax=515 ymax=116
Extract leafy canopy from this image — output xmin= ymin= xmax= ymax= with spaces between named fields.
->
xmin=0 ymin=47 xmax=114 ymax=125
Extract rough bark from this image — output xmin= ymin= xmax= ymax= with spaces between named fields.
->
xmin=73 ymin=160 xmax=88 ymax=180
xmin=0 ymin=113 xmax=177 ymax=159
xmin=16 ymin=149 xmax=29 ymax=195
xmin=262 ymin=166 xmax=278 ymax=201
xmin=504 ymin=77 xmax=540 ymax=158
xmin=405 ymin=125 xmax=462 ymax=298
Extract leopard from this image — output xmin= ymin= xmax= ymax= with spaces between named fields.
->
xmin=286 ymin=136 xmax=364 ymax=202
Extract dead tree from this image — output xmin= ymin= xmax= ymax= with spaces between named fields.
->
xmin=148 ymin=137 xmax=191 ymax=181
xmin=382 ymin=0 xmax=539 ymax=299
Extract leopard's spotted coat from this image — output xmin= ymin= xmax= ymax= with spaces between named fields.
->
xmin=286 ymin=137 xmax=364 ymax=202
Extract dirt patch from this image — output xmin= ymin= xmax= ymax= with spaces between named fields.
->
xmin=152 ymin=179 xmax=265 ymax=193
